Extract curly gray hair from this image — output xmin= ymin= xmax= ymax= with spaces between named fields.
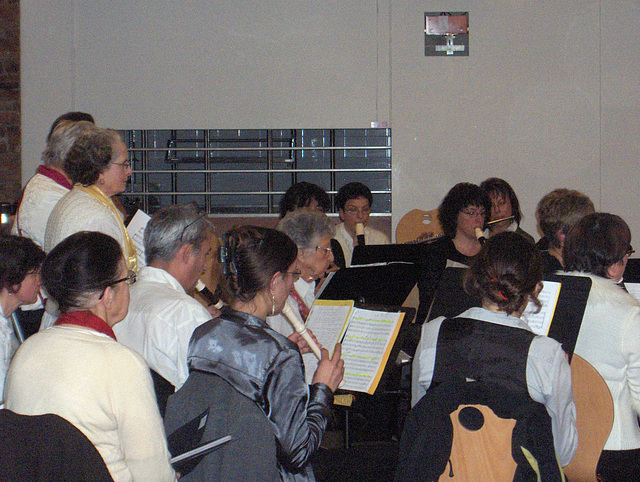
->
xmin=277 ymin=210 xmax=334 ymax=251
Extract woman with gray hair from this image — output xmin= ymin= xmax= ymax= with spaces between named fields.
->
xmin=42 ymin=127 xmax=137 ymax=330
xmin=45 ymin=126 xmax=137 ymax=271
xmin=13 ymin=117 xmax=95 ymax=248
xmin=267 ymin=210 xmax=334 ymax=351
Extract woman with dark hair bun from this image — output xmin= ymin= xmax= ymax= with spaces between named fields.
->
xmin=412 ymin=232 xmax=577 ymax=469
xmin=564 ymin=213 xmax=640 ymax=481
xmin=0 ymin=235 xmax=45 ymax=397
xmin=165 ymin=225 xmax=344 ymax=480
xmin=4 ymin=231 xmax=176 ymax=481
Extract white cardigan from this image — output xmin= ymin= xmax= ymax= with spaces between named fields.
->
xmin=5 ymin=324 xmax=176 ymax=481
xmin=44 ymin=188 xmax=125 ymax=253
xmin=570 ymin=272 xmax=640 ymax=451
xmin=12 ymin=173 xmax=69 ymax=248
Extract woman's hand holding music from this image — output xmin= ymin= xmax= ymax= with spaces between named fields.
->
xmin=312 ymin=343 xmax=345 ymax=392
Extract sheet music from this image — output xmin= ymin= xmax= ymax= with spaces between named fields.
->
xmin=303 ymin=300 xmax=353 ymax=384
xmin=446 ymin=259 xmax=468 ymax=268
xmin=302 ymin=300 xmax=404 ymax=393
xmin=625 ymin=282 xmax=640 ymax=304
xmin=339 ymin=308 xmax=403 ymax=393
xmin=350 ymin=261 xmax=413 ymax=268
xmin=126 ymin=209 xmax=151 ymax=265
xmin=521 ymin=281 xmax=561 ymax=336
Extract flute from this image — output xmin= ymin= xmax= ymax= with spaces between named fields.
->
xmin=486 ymin=215 xmax=515 ymax=226
xmin=195 ymin=280 xmax=224 ymax=310
xmin=281 ymin=302 xmax=322 ymax=360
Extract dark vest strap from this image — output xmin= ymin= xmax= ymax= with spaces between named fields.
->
xmin=432 ymin=317 xmax=534 ymax=395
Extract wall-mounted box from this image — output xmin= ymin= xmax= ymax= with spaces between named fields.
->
xmin=424 ymin=12 xmax=469 ymax=57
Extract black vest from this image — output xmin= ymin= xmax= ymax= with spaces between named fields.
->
xmin=432 ymin=316 xmax=534 ymax=395
xmin=396 ymin=317 xmax=563 ymax=481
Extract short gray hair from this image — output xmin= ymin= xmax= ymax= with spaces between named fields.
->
xmin=277 ymin=211 xmax=334 ymax=250
xmin=42 ymin=120 xmax=98 ymax=170
xmin=144 ymin=204 xmax=213 ymax=264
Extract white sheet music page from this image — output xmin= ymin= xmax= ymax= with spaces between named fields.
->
xmin=303 ymin=300 xmax=354 ymax=384
xmin=339 ymin=308 xmax=403 ymax=393
xmin=445 ymin=259 xmax=468 ymax=268
xmin=302 ymin=300 xmax=404 ymax=393
xmin=521 ymin=281 xmax=561 ymax=336
xmin=126 ymin=209 xmax=151 ymax=265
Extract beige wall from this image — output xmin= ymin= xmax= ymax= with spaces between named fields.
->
xmin=21 ymin=0 xmax=640 ymax=243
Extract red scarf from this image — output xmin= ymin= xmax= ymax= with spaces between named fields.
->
xmin=54 ymin=311 xmax=117 ymax=341
xmin=36 ymin=165 xmax=73 ymax=190
xmin=289 ymin=287 xmax=310 ymax=322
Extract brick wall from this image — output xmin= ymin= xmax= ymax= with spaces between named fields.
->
xmin=0 ymin=0 xmax=21 ymax=204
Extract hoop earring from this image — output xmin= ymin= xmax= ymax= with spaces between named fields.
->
xmin=271 ymin=290 xmax=276 ymax=316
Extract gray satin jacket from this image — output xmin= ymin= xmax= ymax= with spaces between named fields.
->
xmin=187 ymin=307 xmax=333 ymax=481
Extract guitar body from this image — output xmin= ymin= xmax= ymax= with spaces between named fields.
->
xmin=563 ymin=354 xmax=614 ymax=481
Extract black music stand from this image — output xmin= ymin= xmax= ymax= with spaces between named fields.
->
xmin=317 ymin=262 xmax=419 ymax=308
xmin=317 ymin=261 xmax=420 ymax=445
xmin=426 ymin=267 xmax=480 ymax=322
xmin=623 ymin=258 xmax=640 ymax=283
xmin=352 ymin=243 xmax=429 ymax=267
xmin=545 ymin=273 xmax=592 ymax=360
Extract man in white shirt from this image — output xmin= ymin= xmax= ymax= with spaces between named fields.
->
xmin=114 ymin=204 xmax=215 ymax=390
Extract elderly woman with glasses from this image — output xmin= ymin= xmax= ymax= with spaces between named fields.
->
xmin=414 ymin=182 xmax=492 ymax=323
xmin=564 ymin=213 xmax=640 ymax=481
xmin=267 ymin=210 xmax=335 ymax=352
xmin=42 ymin=126 xmax=137 ymax=330
xmin=45 ymin=126 xmax=136 ymax=271
xmin=5 ymin=231 xmax=176 ymax=481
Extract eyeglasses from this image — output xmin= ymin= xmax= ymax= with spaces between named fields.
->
xmin=461 ymin=208 xmax=486 ymax=217
xmin=284 ymin=270 xmax=302 ymax=282
xmin=315 ymin=246 xmax=333 ymax=257
xmin=98 ymin=270 xmax=136 ymax=299
xmin=344 ymin=206 xmax=371 ymax=215
xmin=112 ymin=160 xmax=132 ymax=170
xmin=180 ymin=212 xmax=211 ymax=242
xmin=111 ymin=270 xmax=137 ymax=286
xmin=626 ymin=245 xmax=635 ymax=257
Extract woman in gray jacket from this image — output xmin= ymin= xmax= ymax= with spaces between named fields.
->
xmin=166 ymin=225 xmax=344 ymax=481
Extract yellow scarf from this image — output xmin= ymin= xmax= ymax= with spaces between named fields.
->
xmin=75 ymin=184 xmax=138 ymax=273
